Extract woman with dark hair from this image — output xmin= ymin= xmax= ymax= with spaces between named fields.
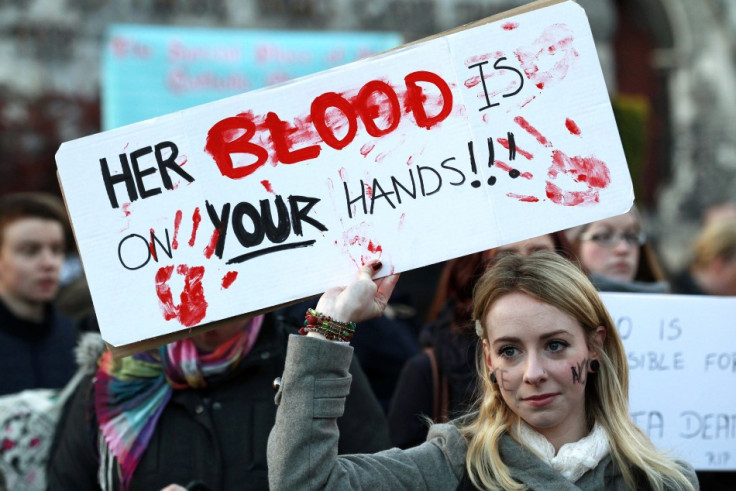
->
xmin=387 ymin=232 xmax=575 ymax=449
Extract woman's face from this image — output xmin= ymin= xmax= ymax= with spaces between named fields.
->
xmin=578 ymin=212 xmax=641 ymax=282
xmin=483 ymin=235 xmax=555 ymax=261
xmin=482 ymin=292 xmax=605 ymax=447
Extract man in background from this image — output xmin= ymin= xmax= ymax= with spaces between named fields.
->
xmin=0 ymin=193 xmax=76 ymax=396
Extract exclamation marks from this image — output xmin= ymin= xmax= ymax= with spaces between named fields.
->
xmin=469 ymin=137 xmax=496 ymax=188
xmin=468 ymin=132 xmax=524 ymax=188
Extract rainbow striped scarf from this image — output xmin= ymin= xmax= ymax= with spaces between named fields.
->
xmin=93 ymin=316 xmax=264 ymax=490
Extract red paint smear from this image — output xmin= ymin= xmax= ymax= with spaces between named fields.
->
xmin=172 ymin=210 xmax=182 ymax=250
xmin=507 ymin=193 xmax=539 ymax=202
xmin=204 ymin=228 xmax=220 ymax=259
xmin=149 ymin=228 xmax=157 ymax=261
xmin=189 ymin=207 xmax=201 ymax=247
xmin=520 ymin=171 xmax=533 ymax=179
xmin=514 ymin=24 xmax=578 ymax=90
xmin=546 ymin=150 xmax=611 ymax=206
xmin=482 ymin=113 xmax=490 ymax=123
xmin=122 ymin=203 xmax=132 ymax=217
xmin=261 ymin=179 xmax=274 ymax=193
xmin=464 ymin=76 xmax=481 ymax=88
xmin=375 ymin=152 xmax=387 ymax=163
xmin=177 ymin=155 xmax=188 ymax=167
xmin=521 ymin=96 xmax=536 ymax=107
xmin=360 ymin=143 xmax=375 ymax=156
xmin=221 ymin=271 xmax=238 ymax=289
xmin=176 ymin=265 xmax=208 ymax=327
xmin=565 ymin=118 xmax=581 ymax=135
xmin=338 ymin=167 xmax=348 ymax=182
xmin=407 ymin=155 xmax=414 ymax=166
xmin=367 ymin=240 xmax=383 ymax=254
xmin=497 ymin=138 xmax=534 ymax=160
xmin=513 ymin=116 xmax=552 ymax=147
xmin=364 ymin=183 xmax=373 ymax=198
xmin=494 ymin=160 xmax=513 ymax=172
xmin=398 ymin=213 xmax=406 ymax=229
xmin=502 ymin=22 xmax=519 ymax=31
xmin=464 ymin=51 xmax=505 ymax=67
xmin=155 ymin=265 xmax=177 ymax=321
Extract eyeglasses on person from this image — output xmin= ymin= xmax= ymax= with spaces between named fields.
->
xmin=579 ymin=230 xmax=646 ymax=248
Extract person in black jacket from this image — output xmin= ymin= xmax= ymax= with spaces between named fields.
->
xmin=0 ymin=193 xmax=76 ymax=396
xmin=47 ymin=309 xmax=389 ymax=490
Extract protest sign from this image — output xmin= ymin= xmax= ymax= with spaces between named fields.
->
xmin=602 ymin=293 xmax=736 ymax=470
xmin=102 ymin=25 xmax=401 ymax=129
xmin=57 ymin=0 xmax=633 ymax=354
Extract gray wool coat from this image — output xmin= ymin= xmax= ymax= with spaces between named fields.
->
xmin=267 ymin=335 xmax=698 ymax=490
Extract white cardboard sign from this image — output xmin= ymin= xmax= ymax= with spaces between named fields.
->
xmin=57 ymin=0 xmax=633 ymax=351
xmin=602 ymin=293 xmax=736 ymax=470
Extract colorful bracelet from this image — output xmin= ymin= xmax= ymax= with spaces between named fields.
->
xmin=299 ymin=308 xmax=357 ymax=342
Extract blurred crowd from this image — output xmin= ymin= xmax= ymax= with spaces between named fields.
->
xmin=0 ymin=191 xmax=734 ymax=490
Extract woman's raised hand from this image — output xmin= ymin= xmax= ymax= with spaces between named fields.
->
xmin=315 ymin=261 xmax=400 ymax=325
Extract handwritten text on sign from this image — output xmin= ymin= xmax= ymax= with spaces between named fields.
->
xmin=57 ymin=0 xmax=632 ymax=349
xmin=602 ymin=293 xmax=736 ymax=470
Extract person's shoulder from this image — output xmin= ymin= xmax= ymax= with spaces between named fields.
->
xmin=425 ymin=424 xmax=468 ymax=471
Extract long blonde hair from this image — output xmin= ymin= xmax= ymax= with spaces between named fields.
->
xmin=457 ymin=251 xmax=694 ymax=490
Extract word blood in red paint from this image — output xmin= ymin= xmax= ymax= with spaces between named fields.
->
xmin=155 ymin=264 xmax=208 ymax=326
xmin=205 ymin=70 xmax=453 ymax=180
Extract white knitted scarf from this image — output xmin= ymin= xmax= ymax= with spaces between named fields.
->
xmin=515 ymin=421 xmax=610 ymax=482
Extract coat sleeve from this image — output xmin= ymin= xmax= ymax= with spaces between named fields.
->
xmin=46 ymin=374 xmax=101 ymax=491
xmin=336 ymin=348 xmax=391 ymax=454
xmin=267 ymin=335 xmax=465 ymax=490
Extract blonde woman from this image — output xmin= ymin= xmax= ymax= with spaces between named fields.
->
xmin=268 ymin=252 xmax=697 ymax=490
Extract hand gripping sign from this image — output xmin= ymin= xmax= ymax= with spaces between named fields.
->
xmin=56 ymin=0 xmax=633 ymax=355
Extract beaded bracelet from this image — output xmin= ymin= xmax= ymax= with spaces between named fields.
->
xmin=299 ymin=308 xmax=356 ymax=342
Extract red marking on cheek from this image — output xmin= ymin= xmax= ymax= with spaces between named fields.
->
xmin=507 ymin=193 xmax=539 ymax=202
xmin=155 ymin=265 xmax=177 ymax=321
xmin=122 ymin=203 xmax=132 ymax=217
xmin=176 ymin=265 xmax=208 ymax=327
xmin=513 ymin=116 xmax=552 ymax=147
xmin=260 ymin=179 xmax=274 ymax=193
xmin=565 ymin=118 xmax=581 ymax=135
xmin=360 ymin=143 xmax=375 ymax=156
xmin=497 ymin=138 xmax=534 ymax=160
xmin=221 ymin=271 xmax=238 ymax=289
xmin=204 ymin=228 xmax=220 ymax=259
xmin=189 ymin=207 xmax=201 ymax=247
xmin=502 ymin=22 xmax=519 ymax=31
xmin=173 ymin=210 xmax=183 ymax=250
